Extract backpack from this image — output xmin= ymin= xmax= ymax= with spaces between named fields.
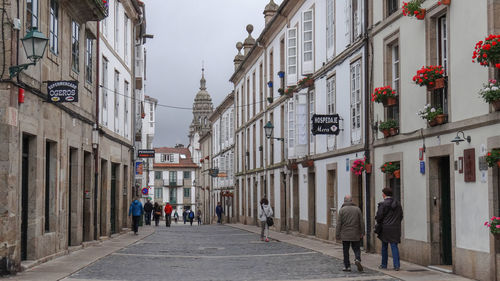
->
xmin=189 ymin=211 xmax=194 ymax=219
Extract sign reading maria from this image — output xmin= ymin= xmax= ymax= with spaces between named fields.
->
xmin=311 ymin=114 xmax=340 ymax=135
xmin=47 ymin=81 xmax=78 ymax=102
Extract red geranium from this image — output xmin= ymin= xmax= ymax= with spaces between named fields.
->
xmin=402 ymin=0 xmax=424 ymax=17
xmin=371 ymin=86 xmax=397 ymax=103
xmin=412 ymin=65 xmax=444 ymax=87
xmin=473 ymin=35 xmax=500 ymax=68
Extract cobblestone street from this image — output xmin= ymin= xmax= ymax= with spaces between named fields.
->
xmin=64 ymin=224 xmax=396 ymax=281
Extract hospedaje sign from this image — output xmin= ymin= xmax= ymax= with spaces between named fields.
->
xmin=311 ymin=114 xmax=340 ymax=135
xmin=47 ymin=81 xmax=78 ymax=102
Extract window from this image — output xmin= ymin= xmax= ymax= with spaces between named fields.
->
xmin=169 ymin=171 xmax=177 ymax=185
xmin=102 ymin=57 xmax=108 ymax=125
xmin=149 ymin=103 xmax=154 ymax=122
xmin=269 ymin=51 xmax=274 ymax=98
xmin=71 ymin=21 xmax=80 ymax=73
xmin=252 ymin=72 xmax=256 ymax=117
xmin=114 ymin=1 xmax=119 ymax=51
xmin=49 ymin=0 xmax=58 ymax=54
xmin=154 ymin=187 xmax=163 ymax=199
xmin=124 ymin=81 xmax=129 ymax=136
xmin=169 ymin=188 xmax=176 ymax=203
xmin=102 ymin=11 xmax=108 ymax=37
xmin=155 ymin=171 xmax=162 ymax=180
xmin=345 ymin=0 xmax=361 ymax=45
xmin=184 ymin=171 xmax=191 ymax=179
xmin=259 ymin=63 xmax=263 ymax=112
xmin=184 ymin=188 xmax=191 ymax=198
xmin=388 ymin=44 xmax=400 ymax=121
xmin=124 ymin=15 xmax=129 ymax=61
xmin=327 ymin=76 xmax=336 ymax=150
xmin=309 ymin=91 xmax=315 ymax=144
xmin=229 ymin=109 xmax=234 ymax=137
xmin=288 ymin=99 xmax=295 ymax=148
xmin=350 ymin=60 xmax=362 ymax=144
xmin=433 ymin=15 xmax=449 ymax=115
xmin=114 ymin=71 xmax=120 ymax=132
xmin=287 ymin=28 xmax=297 ymax=81
xmin=303 ymin=10 xmax=314 ymax=73
xmin=326 ymin=0 xmax=335 ymax=57
xmin=387 ymin=0 xmax=398 ymax=17
xmin=26 ymin=0 xmax=38 ymax=30
xmin=85 ymin=37 xmax=93 ymax=83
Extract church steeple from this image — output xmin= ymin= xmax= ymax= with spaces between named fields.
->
xmin=200 ymin=67 xmax=206 ymax=91
xmin=189 ymin=66 xmax=213 ymax=139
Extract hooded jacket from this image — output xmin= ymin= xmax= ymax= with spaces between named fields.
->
xmin=144 ymin=201 xmax=153 ymax=213
xmin=375 ymin=197 xmax=403 ymax=243
xmin=258 ymin=204 xmax=273 ymax=222
xmin=164 ymin=203 xmax=173 ymax=215
xmin=336 ymin=201 xmax=365 ymax=241
xmin=129 ymin=200 xmax=144 ymax=217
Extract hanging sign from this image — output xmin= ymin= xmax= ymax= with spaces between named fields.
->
xmin=47 ymin=81 xmax=78 ymax=102
xmin=137 ymin=149 xmax=155 ymax=158
xmin=135 ymin=161 xmax=143 ymax=175
xmin=141 ymin=187 xmax=149 ymax=195
xmin=311 ymin=114 xmax=340 ymax=135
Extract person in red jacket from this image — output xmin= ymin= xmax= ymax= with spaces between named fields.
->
xmin=164 ymin=202 xmax=173 ymax=227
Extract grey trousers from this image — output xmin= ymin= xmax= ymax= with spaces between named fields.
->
xmin=260 ymin=221 xmax=269 ymax=238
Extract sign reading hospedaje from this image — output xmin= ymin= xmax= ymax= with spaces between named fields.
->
xmin=47 ymin=81 xmax=78 ymax=102
xmin=311 ymin=114 xmax=340 ymax=135
xmin=137 ymin=149 xmax=155 ymax=158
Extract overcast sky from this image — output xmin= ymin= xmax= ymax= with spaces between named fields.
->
xmin=145 ymin=0 xmax=280 ymax=147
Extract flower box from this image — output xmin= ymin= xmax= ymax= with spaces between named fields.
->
xmin=493 ymin=100 xmax=500 ymax=111
xmin=384 ymin=97 xmax=398 ymax=107
xmin=380 ymin=162 xmax=400 ymax=175
xmin=379 ymin=119 xmax=398 ymax=138
xmin=301 ymin=159 xmax=314 ymax=168
xmin=434 ymin=114 xmax=447 ymax=125
xmin=298 ymin=75 xmax=314 ymax=88
xmin=393 ymin=169 xmax=401 ymax=179
xmin=389 ymin=127 xmax=399 ymax=136
xmin=372 ymin=86 xmax=397 ymax=106
xmin=427 ymin=77 xmax=445 ymax=91
xmin=413 ymin=65 xmax=445 ymax=88
xmin=473 ymin=35 xmax=500 ymax=69
xmin=479 ymin=80 xmax=500 ymax=110
xmin=416 ymin=9 xmax=426 ymax=20
xmin=381 ymin=129 xmax=390 ymax=138
xmin=439 ymin=0 xmax=451 ymax=5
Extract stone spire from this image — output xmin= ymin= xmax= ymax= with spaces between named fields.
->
xmin=264 ymin=0 xmax=278 ymax=25
xmin=189 ymin=67 xmax=213 ymax=139
xmin=233 ymin=42 xmax=244 ymax=71
xmin=243 ymin=24 xmax=255 ymax=55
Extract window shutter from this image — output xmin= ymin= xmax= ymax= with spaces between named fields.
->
xmin=464 ymin=149 xmax=476 ymax=182
xmin=287 ymin=28 xmax=297 ymax=85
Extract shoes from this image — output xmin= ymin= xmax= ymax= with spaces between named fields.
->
xmin=265 ymin=238 xmax=269 ymax=242
xmin=355 ymin=259 xmax=363 ymax=272
xmin=378 ymin=265 xmax=387 ymax=269
xmin=134 ymin=232 xmax=138 ymax=235
xmin=394 ymin=267 xmax=400 ymax=271
xmin=342 ymin=267 xmax=351 ymax=272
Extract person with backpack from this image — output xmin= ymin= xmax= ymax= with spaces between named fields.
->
xmin=258 ymin=198 xmax=273 ymax=242
xmin=143 ymin=199 xmax=153 ymax=225
xmin=164 ymin=202 xmax=173 ymax=227
xmin=152 ymin=202 xmax=162 ymax=227
xmin=173 ymin=210 xmax=179 ymax=223
xmin=188 ymin=209 xmax=195 ymax=226
xmin=128 ymin=197 xmax=143 ymax=235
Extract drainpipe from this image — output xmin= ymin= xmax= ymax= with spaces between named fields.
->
xmin=363 ymin=0 xmax=372 ymax=252
xmin=93 ymin=20 xmax=100 ymax=240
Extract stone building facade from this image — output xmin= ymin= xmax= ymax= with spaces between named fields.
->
xmin=0 ymin=0 xmax=147 ymax=275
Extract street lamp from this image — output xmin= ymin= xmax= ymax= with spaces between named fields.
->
xmin=9 ymin=28 xmax=49 ymax=78
xmin=264 ymin=121 xmax=284 ymax=141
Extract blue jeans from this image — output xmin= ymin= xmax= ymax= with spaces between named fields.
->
xmin=381 ymin=242 xmax=400 ymax=269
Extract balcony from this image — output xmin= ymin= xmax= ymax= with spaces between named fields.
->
xmin=61 ymin=0 xmax=109 ymax=22
xmin=167 ymin=180 xmax=183 ymax=187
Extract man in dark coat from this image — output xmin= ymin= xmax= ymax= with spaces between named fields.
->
xmin=336 ymin=195 xmax=365 ymax=272
xmin=375 ymin=187 xmax=403 ymax=271
xmin=143 ymin=199 xmax=153 ymax=226
xmin=215 ymin=202 xmax=224 ymax=224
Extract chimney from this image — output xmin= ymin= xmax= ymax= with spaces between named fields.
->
xmin=243 ymin=24 xmax=255 ymax=55
xmin=263 ymin=0 xmax=278 ymax=25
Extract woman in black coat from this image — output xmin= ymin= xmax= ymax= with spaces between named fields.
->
xmin=375 ymin=187 xmax=403 ymax=271
xmin=153 ymin=202 xmax=162 ymax=227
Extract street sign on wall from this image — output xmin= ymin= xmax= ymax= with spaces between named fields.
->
xmin=135 ymin=161 xmax=143 ymax=175
xmin=47 ymin=81 xmax=78 ymax=102
xmin=137 ymin=149 xmax=155 ymax=158
xmin=311 ymin=114 xmax=340 ymax=135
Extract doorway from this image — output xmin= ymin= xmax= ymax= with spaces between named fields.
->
xmin=292 ymin=173 xmax=299 ymax=231
xmin=308 ymin=171 xmax=316 ymax=235
xmin=110 ymin=164 xmax=118 ymax=234
xmin=327 ymin=169 xmax=337 ymax=241
xmin=430 ymin=156 xmax=452 ymax=266
xmin=123 ymin=165 xmax=128 ymax=229
xmin=100 ymin=159 xmax=108 ymax=237
xmin=68 ymin=148 xmax=78 ymax=246
xmin=253 ymin=178 xmax=258 ymax=225
xmin=83 ymin=152 xmax=92 ymax=241
xmin=351 ymin=172 xmax=363 ymax=212
xmin=21 ymin=135 xmax=35 ymax=260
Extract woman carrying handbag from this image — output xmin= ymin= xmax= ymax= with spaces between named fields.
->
xmin=153 ymin=202 xmax=162 ymax=227
xmin=258 ymin=198 xmax=274 ymax=242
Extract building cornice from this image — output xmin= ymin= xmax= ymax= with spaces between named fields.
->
xmin=209 ymin=92 xmax=235 ymax=122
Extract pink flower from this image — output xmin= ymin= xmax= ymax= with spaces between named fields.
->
xmin=488 ymin=224 xmax=492 ymax=227
xmin=496 ymin=225 xmax=500 ymax=228
xmin=492 ymin=216 xmax=496 ymax=221
xmin=485 ymin=221 xmax=489 ymax=226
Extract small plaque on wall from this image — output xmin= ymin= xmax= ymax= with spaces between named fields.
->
xmin=464 ymin=148 xmax=476 ymax=183
xmin=478 ymin=156 xmax=488 ymax=171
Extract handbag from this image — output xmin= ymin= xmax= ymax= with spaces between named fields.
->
xmin=374 ymin=223 xmax=382 ymax=235
xmin=155 ymin=211 xmax=161 ymax=216
xmin=261 ymin=204 xmax=274 ymax=227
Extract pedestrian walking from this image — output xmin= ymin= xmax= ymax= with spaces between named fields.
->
xmin=196 ymin=209 xmax=202 ymax=225
xmin=336 ymin=195 xmax=364 ymax=272
xmin=188 ymin=209 xmax=195 ymax=226
xmin=182 ymin=209 xmax=187 ymax=224
xmin=375 ymin=187 xmax=404 ymax=271
xmin=143 ymin=199 xmax=153 ymax=226
xmin=128 ymin=198 xmax=143 ymax=235
xmin=153 ymin=202 xmax=162 ymax=227
xmin=164 ymin=202 xmax=173 ymax=227
xmin=174 ymin=210 xmax=179 ymax=223
xmin=215 ymin=202 xmax=224 ymax=224
xmin=257 ymin=198 xmax=273 ymax=242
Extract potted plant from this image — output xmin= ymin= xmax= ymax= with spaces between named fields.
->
xmin=298 ymin=75 xmax=314 ymax=88
xmin=278 ymin=88 xmax=285 ymax=96
xmin=402 ymin=0 xmax=426 ymax=20
xmin=267 ymin=96 xmax=274 ymax=103
xmin=379 ymin=119 xmax=399 ymax=137
xmin=479 ymin=79 xmax=500 ymax=111
xmin=486 ymin=149 xmax=500 ymax=168
xmin=372 ymin=86 xmax=398 ymax=107
xmin=351 ymin=158 xmax=366 ymax=176
xmin=438 ymin=0 xmax=451 ymax=5
xmin=417 ymin=104 xmax=446 ymax=126
xmin=380 ymin=162 xmax=400 ymax=178
xmin=412 ymin=65 xmax=445 ymax=91
xmin=284 ymin=85 xmax=297 ymax=96
xmin=484 ymin=217 xmax=500 ymax=237
xmin=473 ymin=34 xmax=500 ymax=69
